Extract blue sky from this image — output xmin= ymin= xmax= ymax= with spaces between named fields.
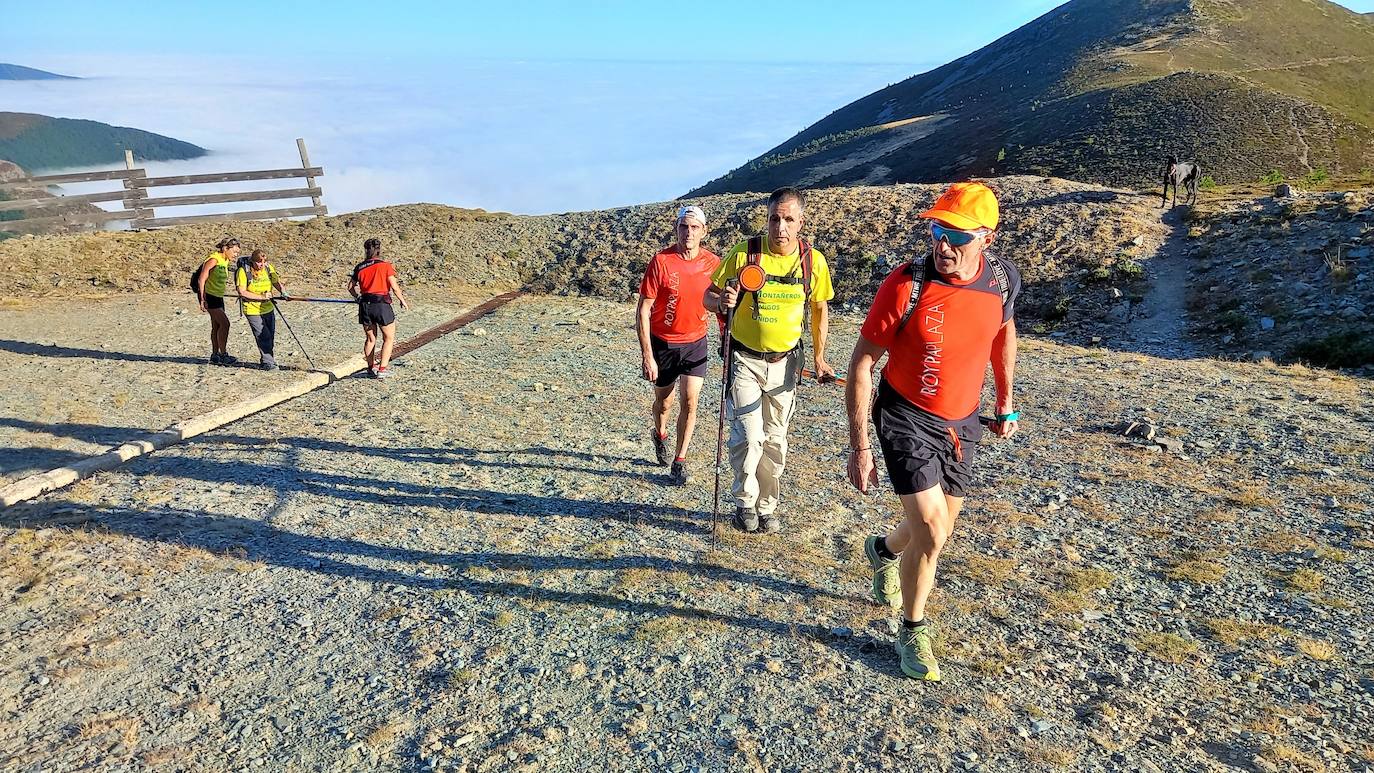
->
xmin=4 ymin=1 xmax=1373 ymax=215
xmin=4 ymin=1 xmax=1372 ymax=66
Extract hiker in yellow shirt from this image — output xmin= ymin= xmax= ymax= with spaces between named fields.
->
xmin=195 ymin=237 xmax=241 ymax=365
xmin=235 ymin=249 xmax=290 ymax=371
xmin=705 ymin=187 xmax=836 ymax=534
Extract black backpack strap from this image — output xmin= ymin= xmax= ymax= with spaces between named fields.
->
xmin=987 ymin=254 xmax=1010 ymax=309
xmin=746 ymin=236 xmax=763 ymax=320
xmin=799 ymin=240 xmax=813 ymax=300
xmin=895 ymin=257 xmax=931 ymax=334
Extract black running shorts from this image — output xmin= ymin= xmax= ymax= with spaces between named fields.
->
xmin=358 ymin=301 xmax=396 ymax=327
xmin=873 ymin=379 xmax=982 ymax=498
xmin=204 ymin=294 xmax=226 ymax=311
xmin=650 ymin=334 xmax=710 ymax=388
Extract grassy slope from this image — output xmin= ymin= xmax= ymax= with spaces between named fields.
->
xmin=690 ymin=0 xmax=1374 ymax=196
xmin=0 ymin=113 xmax=206 ymax=171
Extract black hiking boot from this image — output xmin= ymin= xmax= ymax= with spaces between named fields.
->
xmin=733 ymin=506 xmax=759 ymax=533
xmin=651 ymin=432 xmax=670 ymax=466
xmin=670 ymin=460 xmax=689 ymax=485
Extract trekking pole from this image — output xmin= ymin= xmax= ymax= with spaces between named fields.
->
xmin=272 ymin=300 xmax=318 ymax=370
xmin=711 ymin=292 xmax=736 ymax=547
xmin=275 ymin=296 xmax=358 ymax=304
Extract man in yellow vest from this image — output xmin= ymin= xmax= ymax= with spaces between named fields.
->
xmin=705 ymin=187 xmax=836 ymax=533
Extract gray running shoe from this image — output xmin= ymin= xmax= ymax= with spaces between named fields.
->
xmin=652 ymin=432 xmax=670 ymax=466
xmin=733 ymin=506 xmax=759 ymax=533
xmin=761 ymin=513 xmax=782 ymax=533
xmin=376 ymin=367 xmax=392 ymax=379
xmin=220 ymin=353 xmax=241 ymax=365
xmin=864 ymin=535 xmax=902 ymax=609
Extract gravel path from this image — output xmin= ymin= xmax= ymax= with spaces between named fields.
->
xmin=2 ymin=295 xmax=1373 ymax=772
xmin=0 ymin=289 xmax=492 ymax=484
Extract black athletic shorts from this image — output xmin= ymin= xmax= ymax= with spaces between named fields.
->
xmin=205 ymin=294 xmax=226 ymax=311
xmin=873 ymin=379 xmax=983 ymax=498
xmin=358 ymin=301 xmax=396 ymax=327
xmin=650 ymin=334 xmax=709 ymax=388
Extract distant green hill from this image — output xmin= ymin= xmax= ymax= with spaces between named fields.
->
xmin=690 ymin=0 xmax=1374 ymax=196
xmin=0 ymin=63 xmax=77 ymax=80
xmin=0 ymin=112 xmax=205 ymax=171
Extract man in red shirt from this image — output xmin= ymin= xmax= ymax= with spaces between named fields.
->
xmin=844 ymin=182 xmax=1021 ymax=681
xmin=636 ymin=205 xmax=722 ymax=484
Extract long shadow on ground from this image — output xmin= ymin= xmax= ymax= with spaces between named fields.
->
xmin=0 ymin=338 xmax=206 ymax=365
xmin=2 ymin=499 xmax=892 ymax=672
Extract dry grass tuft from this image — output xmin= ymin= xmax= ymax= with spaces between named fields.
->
xmin=1165 ymin=553 xmax=1228 ymax=584
xmin=364 ymin=719 xmax=411 ymax=750
xmin=140 ymin=747 xmax=187 ymax=767
xmin=77 ymin=714 xmax=141 ymax=749
xmin=1226 ymin=480 xmax=1272 ymax=508
xmin=1135 ymin=632 xmax=1200 ymax=664
xmin=949 ymin=554 xmax=1018 ymax=586
xmin=634 ymin=614 xmax=725 ymax=648
xmin=1204 ymin=618 xmax=1283 ymax=647
xmin=1295 ymin=638 xmax=1337 ymax=662
xmin=1285 ymin=568 xmax=1325 ymax=593
xmin=1021 ymin=740 xmax=1078 ymax=767
xmin=1063 ymin=566 xmax=1116 ymax=593
xmin=1259 ymin=742 xmax=1324 ymax=772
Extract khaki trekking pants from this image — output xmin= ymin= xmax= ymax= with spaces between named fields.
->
xmin=726 ymin=349 xmax=799 ymax=515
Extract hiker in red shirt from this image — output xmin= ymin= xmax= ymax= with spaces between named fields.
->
xmin=844 ymin=182 xmax=1022 ymax=681
xmin=348 ymin=237 xmax=409 ymax=379
xmin=636 ymin=205 xmax=721 ymax=485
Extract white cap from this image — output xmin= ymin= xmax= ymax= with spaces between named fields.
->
xmin=676 ymin=205 xmax=706 ymax=226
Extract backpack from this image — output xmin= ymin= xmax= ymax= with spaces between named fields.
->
xmin=743 ymin=235 xmax=813 ymax=321
xmin=188 ymin=253 xmax=243 ymax=295
xmin=894 ymin=252 xmax=1011 ymax=333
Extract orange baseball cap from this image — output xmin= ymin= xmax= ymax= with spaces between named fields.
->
xmin=920 ymin=182 xmax=999 ymax=231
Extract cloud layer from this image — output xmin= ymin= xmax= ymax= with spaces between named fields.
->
xmin=1 ymin=55 xmax=916 ymax=216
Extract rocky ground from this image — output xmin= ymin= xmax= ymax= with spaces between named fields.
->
xmin=2 ymin=291 xmax=1373 ymax=772
xmin=1184 ymin=188 xmax=1374 ymax=368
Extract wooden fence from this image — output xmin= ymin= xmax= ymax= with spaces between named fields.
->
xmin=0 ymin=138 xmax=326 ymax=233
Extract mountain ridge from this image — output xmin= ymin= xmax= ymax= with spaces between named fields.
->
xmin=0 ymin=63 xmax=77 ymax=80
xmin=0 ymin=112 xmax=206 ymax=171
xmin=689 ymin=0 xmax=1374 ymax=196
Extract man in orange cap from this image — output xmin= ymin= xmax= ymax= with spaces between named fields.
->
xmin=844 ymin=181 xmax=1021 ymax=681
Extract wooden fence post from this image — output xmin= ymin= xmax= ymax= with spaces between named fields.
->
xmin=296 ymin=138 xmax=325 ymax=215
xmin=122 ymin=149 xmax=151 ymax=229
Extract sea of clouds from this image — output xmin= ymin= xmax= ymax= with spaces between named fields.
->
xmin=1 ymin=54 xmax=918 ymax=216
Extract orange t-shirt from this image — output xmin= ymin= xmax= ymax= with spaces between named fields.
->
xmin=638 ymin=247 xmax=721 ymax=344
xmin=860 ymin=255 xmax=1020 ymax=420
xmin=352 ymin=259 xmax=396 ymax=298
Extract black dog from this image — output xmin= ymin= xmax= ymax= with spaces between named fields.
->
xmin=1161 ymin=155 xmax=1201 ymax=208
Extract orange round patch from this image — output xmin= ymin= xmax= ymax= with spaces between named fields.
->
xmin=738 ymin=264 xmax=767 ymax=292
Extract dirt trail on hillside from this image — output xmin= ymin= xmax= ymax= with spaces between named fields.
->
xmin=1121 ymin=207 xmax=1198 ymax=358
xmin=3 ymin=296 xmax=1372 ymax=772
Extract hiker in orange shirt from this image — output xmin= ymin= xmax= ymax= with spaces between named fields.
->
xmin=846 ymin=182 xmax=1021 ymax=681
xmin=347 ymin=238 xmax=409 ymax=379
xmin=636 ymin=205 xmax=721 ymax=484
